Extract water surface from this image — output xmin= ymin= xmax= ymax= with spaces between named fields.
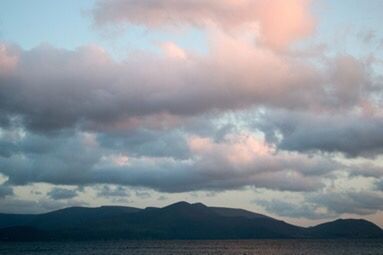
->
xmin=1 ymin=239 xmax=382 ymax=255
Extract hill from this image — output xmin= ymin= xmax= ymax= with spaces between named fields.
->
xmin=0 ymin=201 xmax=381 ymax=241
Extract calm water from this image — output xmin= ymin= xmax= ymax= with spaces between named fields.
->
xmin=0 ymin=240 xmax=382 ymax=255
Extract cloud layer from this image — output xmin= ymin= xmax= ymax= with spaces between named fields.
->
xmin=0 ymin=0 xmax=382 ymax=225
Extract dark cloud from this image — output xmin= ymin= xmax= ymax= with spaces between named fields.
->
xmin=0 ymin=131 xmax=101 ymax=186
xmin=47 ymin=187 xmax=78 ymax=200
xmin=0 ymin=184 xmax=13 ymax=198
xmin=0 ymin=140 xmax=18 ymax=157
xmin=97 ymin=129 xmax=190 ymax=159
xmin=0 ymin=125 xmax=338 ymax=193
xmin=349 ymin=164 xmax=383 ymax=178
xmin=256 ymin=110 xmax=383 ymax=157
xmin=375 ymin=179 xmax=383 ymax=191
xmin=309 ymin=191 xmax=383 ymax=216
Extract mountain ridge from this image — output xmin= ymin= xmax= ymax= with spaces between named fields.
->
xmin=0 ymin=201 xmax=381 ymax=241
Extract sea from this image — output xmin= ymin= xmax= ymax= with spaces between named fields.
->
xmin=0 ymin=239 xmax=382 ymax=255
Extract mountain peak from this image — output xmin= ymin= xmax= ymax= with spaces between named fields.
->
xmin=163 ymin=201 xmax=207 ymax=209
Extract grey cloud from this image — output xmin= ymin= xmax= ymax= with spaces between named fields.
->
xmin=0 ymin=126 xmax=338 ymax=192
xmin=309 ymin=191 xmax=383 ymax=215
xmin=0 ymin=40 xmax=380 ymax=215
xmin=87 ymin=141 xmax=336 ymax=192
xmin=375 ymin=179 xmax=383 ymax=191
xmin=135 ymin=190 xmax=151 ymax=199
xmin=0 ymin=49 xmax=379 ymax=213
xmin=256 ymin=110 xmax=383 ymax=157
xmin=0 ymin=197 xmax=86 ymax=214
xmin=47 ymin=187 xmax=78 ymax=200
xmin=328 ymin=55 xmax=369 ymax=108
xmin=0 ymin=184 xmax=13 ymax=198
xmin=0 ymin=199 xmax=52 ymax=214
xmin=0 ymin=140 xmax=18 ymax=158
xmin=96 ymin=185 xmax=130 ymax=197
xmin=98 ymin=129 xmax=190 ymax=159
xmin=256 ymin=190 xmax=383 ymax=220
xmin=157 ymin=195 xmax=168 ymax=201
xmin=0 ymin=43 xmax=375 ymax=134
xmin=349 ymin=164 xmax=383 ymax=178
xmin=0 ymin=131 xmax=101 ymax=186
xmin=256 ymin=199 xmax=332 ymax=220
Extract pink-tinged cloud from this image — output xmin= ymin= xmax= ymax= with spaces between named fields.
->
xmin=0 ymin=40 xmax=377 ymax=133
xmin=93 ymin=0 xmax=314 ymax=48
xmin=255 ymin=0 xmax=314 ymax=48
xmin=0 ymin=44 xmax=18 ymax=75
xmin=188 ymin=134 xmax=272 ymax=166
xmin=161 ymin=42 xmax=187 ymax=60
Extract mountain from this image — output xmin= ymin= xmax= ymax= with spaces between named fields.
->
xmin=306 ymin=219 xmax=383 ymax=238
xmin=210 ymin=206 xmax=270 ymax=219
xmin=0 ymin=206 xmax=140 ymax=230
xmin=0 ymin=201 xmax=381 ymax=241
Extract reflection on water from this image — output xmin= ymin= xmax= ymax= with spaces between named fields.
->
xmin=1 ymin=239 xmax=382 ymax=255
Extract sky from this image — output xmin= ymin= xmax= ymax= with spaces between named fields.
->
xmin=0 ymin=0 xmax=383 ymax=228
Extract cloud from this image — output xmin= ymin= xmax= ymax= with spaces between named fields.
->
xmin=0 ymin=128 xmax=338 ymax=193
xmin=0 ymin=130 xmax=102 ymax=186
xmin=0 ymin=39 xmax=380 ymax=220
xmin=1 ymin=0 xmax=383 ymax=221
xmin=161 ymin=42 xmax=187 ymax=60
xmin=309 ymin=191 xmax=383 ymax=216
xmin=96 ymin=185 xmax=130 ymax=197
xmin=256 ymin=190 xmax=383 ymax=220
xmin=0 ymin=197 xmax=86 ymax=214
xmin=349 ymin=164 xmax=383 ymax=178
xmin=377 ymin=179 xmax=383 ymax=191
xmin=92 ymin=0 xmax=314 ymax=48
xmin=97 ymin=128 xmax=190 ymax=159
xmin=135 ymin=190 xmax=151 ymax=199
xmin=0 ymin=184 xmax=13 ymax=198
xmin=256 ymin=109 xmax=383 ymax=157
xmin=157 ymin=195 xmax=168 ymax=201
xmin=358 ymin=30 xmax=376 ymax=44
xmin=47 ymin=187 xmax=78 ymax=200
xmin=256 ymin=199 xmax=331 ymax=220
xmin=1 ymin=41 xmax=377 ymax=134
xmin=0 ymin=44 xmax=18 ymax=75
xmin=329 ymin=55 xmax=369 ymax=108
